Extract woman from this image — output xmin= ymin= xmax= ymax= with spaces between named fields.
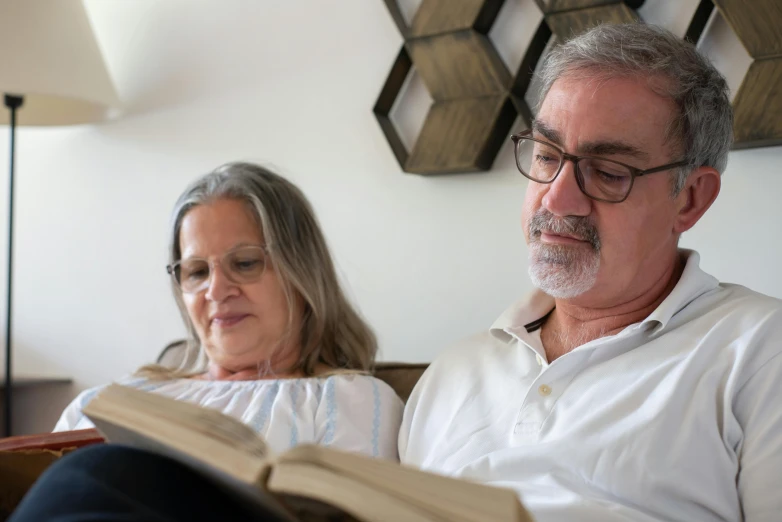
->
xmin=53 ymin=162 xmax=402 ymax=459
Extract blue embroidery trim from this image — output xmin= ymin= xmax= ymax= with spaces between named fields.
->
xmin=224 ymin=384 xmax=245 ymax=413
xmin=249 ymin=381 xmax=280 ymax=432
xmin=289 ymin=384 xmax=300 ymax=448
xmin=371 ymin=380 xmax=381 ymax=457
xmin=322 ymin=378 xmax=337 ymax=446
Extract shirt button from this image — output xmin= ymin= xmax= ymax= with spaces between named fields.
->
xmin=538 ymin=384 xmax=552 ymax=396
xmin=536 ymin=354 xmax=544 ymax=366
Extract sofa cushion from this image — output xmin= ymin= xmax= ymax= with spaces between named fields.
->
xmin=373 ymin=363 xmax=428 ymax=402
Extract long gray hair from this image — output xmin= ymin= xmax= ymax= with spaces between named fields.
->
xmin=139 ymin=162 xmax=377 ymax=378
xmin=536 ymin=23 xmax=733 ymax=194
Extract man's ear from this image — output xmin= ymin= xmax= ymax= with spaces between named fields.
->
xmin=673 ymin=166 xmax=721 ymax=234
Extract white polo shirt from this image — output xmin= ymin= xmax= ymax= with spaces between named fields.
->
xmin=400 ymin=250 xmax=782 ymax=522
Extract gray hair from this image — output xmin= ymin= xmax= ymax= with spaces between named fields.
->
xmin=139 ymin=162 xmax=377 ymax=378
xmin=536 ymin=23 xmax=733 ymax=194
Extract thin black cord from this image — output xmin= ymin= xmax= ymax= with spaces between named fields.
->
xmin=4 ymin=94 xmax=23 ymax=437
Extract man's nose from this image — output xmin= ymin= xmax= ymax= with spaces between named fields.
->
xmin=541 ymin=160 xmax=592 ymax=217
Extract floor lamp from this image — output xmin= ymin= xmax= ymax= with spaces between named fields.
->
xmin=0 ymin=0 xmax=120 ymax=436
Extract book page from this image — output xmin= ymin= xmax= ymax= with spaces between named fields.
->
xmin=90 ymin=384 xmax=269 ymax=457
xmin=276 ymin=446 xmax=532 ymax=522
xmin=268 ymin=461 xmax=447 ymax=522
xmin=88 ymin=416 xmax=297 ymax=521
xmin=84 ymin=385 xmax=268 ymax=482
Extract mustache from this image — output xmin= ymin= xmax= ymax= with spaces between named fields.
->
xmin=529 ymin=210 xmax=601 ymax=251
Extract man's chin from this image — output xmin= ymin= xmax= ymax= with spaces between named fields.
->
xmin=528 ymin=259 xmax=599 ymax=300
xmin=531 ymin=281 xmax=592 ymax=300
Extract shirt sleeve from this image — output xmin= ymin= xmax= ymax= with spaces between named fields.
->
xmin=52 ymin=386 xmax=104 ymax=432
xmin=398 ymin=338 xmax=479 ymax=467
xmin=735 ymin=350 xmax=782 ymax=521
xmin=52 ymin=376 xmax=152 ymax=432
xmin=398 ymin=358 xmax=458 ymax=467
xmin=314 ymin=375 xmax=404 ymax=461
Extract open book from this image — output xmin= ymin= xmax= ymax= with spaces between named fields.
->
xmin=83 ymin=384 xmax=534 ymax=522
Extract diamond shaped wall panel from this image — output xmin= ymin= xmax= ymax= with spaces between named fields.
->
xmin=410 ymin=0 xmax=499 ymax=37
xmin=407 ymin=96 xmax=514 ymax=173
xmin=406 ymin=31 xmax=511 ymax=100
xmin=712 ymin=0 xmax=782 ymax=148
xmin=712 ymin=0 xmax=782 ymax=59
xmin=535 ymin=0 xmax=620 ymax=14
xmin=546 ymin=3 xmax=638 ymax=40
xmin=732 ymin=59 xmax=782 ymax=148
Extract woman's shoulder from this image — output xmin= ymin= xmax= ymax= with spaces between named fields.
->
xmin=311 ymin=373 xmax=403 ymax=458
xmin=53 ymin=375 xmax=152 ymax=432
xmin=318 ymin=373 xmax=403 ymax=405
xmin=74 ymin=375 xmax=150 ymax=402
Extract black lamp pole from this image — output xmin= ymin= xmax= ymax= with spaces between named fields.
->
xmin=4 ymin=94 xmax=22 ymax=437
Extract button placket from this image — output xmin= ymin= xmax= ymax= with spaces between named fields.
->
xmin=513 ymin=349 xmax=594 ymax=441
xmin=513 ymin=369 xmax=556 ymax=441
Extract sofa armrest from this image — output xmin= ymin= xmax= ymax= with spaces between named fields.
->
xmin=0 ymin=429 xmax=104 ymax=452
xmin=0 ymin=430 xmax=105 ymax=520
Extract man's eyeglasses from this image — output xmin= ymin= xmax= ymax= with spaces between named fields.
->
xmin=510 ymin=130 xmax=689 ymax=203
xmin=167 ymin=245 xmax=268 ymax=294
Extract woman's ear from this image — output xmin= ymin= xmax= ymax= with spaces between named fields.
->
xmin=673 ymin=166 xmax=721 ymax=234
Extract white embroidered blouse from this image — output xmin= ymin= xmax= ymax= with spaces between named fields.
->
xmin=54 ymin=374 xmax=403 ymax=460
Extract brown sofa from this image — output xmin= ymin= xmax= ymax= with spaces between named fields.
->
xmin=0 ymin=344 xmax=429 ymax=518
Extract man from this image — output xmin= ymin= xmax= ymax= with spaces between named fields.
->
xmin=399 ymin=23 xmax=781 ymax=522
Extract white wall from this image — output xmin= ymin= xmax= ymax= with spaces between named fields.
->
xmin=0 ymin=0 xmax=779 ymax=433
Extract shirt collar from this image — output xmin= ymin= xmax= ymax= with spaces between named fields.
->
xmin=490 ymin=289 xmax=555 ymax=342
xmin=642 ymin=249 xmax=719 ymax=332
xmin=490 ymin=249 xmax=719 ymax=342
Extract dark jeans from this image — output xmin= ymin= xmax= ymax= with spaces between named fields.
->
xmin=10 ymin=444 xmax=286 ymax=522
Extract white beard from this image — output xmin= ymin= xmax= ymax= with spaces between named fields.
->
xmin=528 ymin=242 xmax=599 ymax=299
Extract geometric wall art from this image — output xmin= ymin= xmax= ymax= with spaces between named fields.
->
xmin=374 ymin=0 xmax=782 ymax=175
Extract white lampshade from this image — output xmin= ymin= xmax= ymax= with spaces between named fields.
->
xmin=0 ymin=0 xmax=120 ymax=126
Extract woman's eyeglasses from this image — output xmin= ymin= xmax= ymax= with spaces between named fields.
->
xmin=167 ymin=245 xmax=268 ymax=294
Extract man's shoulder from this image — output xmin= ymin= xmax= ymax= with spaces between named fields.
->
xmin=715 ymin=282 xmax=782 ymax=309
xmin=685 ymin=282 xmax=782 ymax=377
xmin=701 ymin=282 xmax=782 ymax=329
xmin=401 ymin=330 xmax=517 ymax=446
xmin=411 ymin=329 xmax=517 ymax=395
xmin=678 ymin=279 xmax=782 ymax=324
xmin=433 ymin=329 xmax=511 ymax=365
